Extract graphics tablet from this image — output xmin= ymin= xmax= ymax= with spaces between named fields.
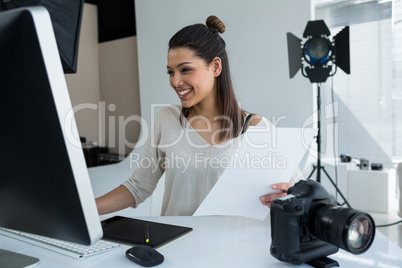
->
xmin=101 ymin=216 xmax=193 ymax=248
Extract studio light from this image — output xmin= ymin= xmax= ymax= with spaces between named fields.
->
xmin=287 ymin=20 xmax=350 ymax=83
xmin=287 ymin=20 xmax=352 ymax=210
xmin=270 ymin=180 xmax=375 ymax=267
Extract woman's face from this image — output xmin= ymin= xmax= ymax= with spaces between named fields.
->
xmin=167 ymin=47 xmax=220 ymax=109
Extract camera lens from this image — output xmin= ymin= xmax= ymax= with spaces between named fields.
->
xmin=346 ymin=215 xmax=374 ymax=252
xmin=312 ymin=205 xmax=375 ymax=254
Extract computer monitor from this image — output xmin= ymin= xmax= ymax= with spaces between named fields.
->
xmin=0 ymin=5 xmax=102 ymax=248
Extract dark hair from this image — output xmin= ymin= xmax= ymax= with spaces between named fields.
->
xmin=168 ymin=15 xmax=244 ymax=141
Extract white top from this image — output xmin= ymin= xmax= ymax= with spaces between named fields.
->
xmin=122 ymin=105 xmax=283 ymax=216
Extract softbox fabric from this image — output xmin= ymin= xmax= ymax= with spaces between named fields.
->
xmin=0 ymin=0 xmax=84 ymax=73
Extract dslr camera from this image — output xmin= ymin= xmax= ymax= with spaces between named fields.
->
xmin=270 ymin=180 xmax=375 ymax=265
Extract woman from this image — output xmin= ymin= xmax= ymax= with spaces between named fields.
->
xmin=96 ymin=15 xmax=292 ymax=216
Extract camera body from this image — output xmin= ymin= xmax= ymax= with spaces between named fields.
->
xmin=340 ymin=154 xmax=352 ymax=162
xmin=270 ymin=180 xmax=375 ymax=265
xmin=371 ymin=163 xmax=383 ymax=170
xmin=270 ymin=180 xmax=339 ymax=264
xmin=360 ymin=158 xmax=369 ymax=170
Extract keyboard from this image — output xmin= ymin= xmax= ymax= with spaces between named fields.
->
xmin=0 ymin=227 xmax=120 ymax=259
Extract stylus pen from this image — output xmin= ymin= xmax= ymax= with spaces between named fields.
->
xmin=144 ymin=223 xmax=150 ymax=244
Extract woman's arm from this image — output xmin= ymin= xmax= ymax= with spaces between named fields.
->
xmin=96 ymin=185 xmax=136 ymax=215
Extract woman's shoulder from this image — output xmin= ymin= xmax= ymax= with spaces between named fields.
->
xmin=248 ymin=114 xmax=262 ymax=127
xmin=157 ymin=104 xmax=182 ymax=120
xmin=248 ymin=114 xmax=273 ymax=129
xmin=152 ymin=105 xmax=183 ymax=135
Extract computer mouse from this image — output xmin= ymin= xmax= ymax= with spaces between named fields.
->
xmin=126 ymin=245 xmax=164 ymax=267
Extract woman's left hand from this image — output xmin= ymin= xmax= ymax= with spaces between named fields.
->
xmin=260 ymin=182 xmax=291 ymax=208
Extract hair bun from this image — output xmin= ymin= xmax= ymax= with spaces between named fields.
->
xmin=206 ymin=15 xmax=225 ymax=34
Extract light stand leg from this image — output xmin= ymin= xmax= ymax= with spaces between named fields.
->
xmin=309 ymin=83 xmax=351 ymax=208
xmin=321 ymin=167 xmax=351 ymax=208
xmin=307 ymin=165 xmax=317 ymax=180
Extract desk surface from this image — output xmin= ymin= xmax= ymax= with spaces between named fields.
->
xmin=2 ymin=165 xmax=402 ymax=267
xmin=1 ymin=215 xmax=402 ymax=268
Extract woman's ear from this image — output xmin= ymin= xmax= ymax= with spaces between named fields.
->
xmin=211 ymin=57 xmax=222 ymax=77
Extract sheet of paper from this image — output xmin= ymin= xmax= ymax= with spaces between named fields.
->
xmin=193 ymin=127 xmax=316 ymax=220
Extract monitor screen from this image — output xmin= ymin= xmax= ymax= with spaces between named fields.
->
xmin=0 ymin=0 xmax=84 ymax=73
xmin=0 ymin=6 xmax=102 ymax=246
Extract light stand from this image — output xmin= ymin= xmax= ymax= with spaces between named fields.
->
xmin=287 ymin=20 xmax=352 ymax=209
xmin=307 ymin=83 xmax=351 ymax=208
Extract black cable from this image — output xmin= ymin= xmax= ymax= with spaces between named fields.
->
xmin=376 ymin=220 xmax=402 ymax=228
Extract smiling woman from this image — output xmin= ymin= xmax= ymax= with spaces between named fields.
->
xmin=167 ymin=16 xmax=243 ymax=143
xmin=95 ymin=15 xmax=294 ymax=217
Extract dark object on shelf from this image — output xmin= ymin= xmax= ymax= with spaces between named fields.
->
xmin=360 ymin=158 xmax=369 ymax=170
xmin=371 ymin=163 xmax=383 ymax=171
xmin=97 ymin=153 xmax=123 ymax=166
xmin=82 ymin=143 xmax=108 ymax=167
xmin=340 ymin=154 xmax=352 ymax=163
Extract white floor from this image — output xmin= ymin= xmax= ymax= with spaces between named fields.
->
xmin=371 ymin=210 xmax=402 ymax=249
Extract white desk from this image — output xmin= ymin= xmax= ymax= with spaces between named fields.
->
xmin=1 ymin=215 xmax=402 ymax=268
xmin=1 ymin=167 xmax=402 ymax=268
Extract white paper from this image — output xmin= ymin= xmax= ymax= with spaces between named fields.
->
xmin=193 ymin=127 xmax=316 ymax=220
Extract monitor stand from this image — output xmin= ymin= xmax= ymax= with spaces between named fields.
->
xmin=0 ymin=249 xmax=40 ymax=268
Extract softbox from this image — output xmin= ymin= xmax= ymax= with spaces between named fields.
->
xmin=0 ymin=0 xmax=84 ymax=73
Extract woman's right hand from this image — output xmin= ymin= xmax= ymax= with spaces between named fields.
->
xmin=259 ymin=182 xmax=291 ymax=208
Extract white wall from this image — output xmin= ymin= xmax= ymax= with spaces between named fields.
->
xmin=134 ymin=0 xmax=314 ymax=215
xmin=99 ymin=36 xmax=141 ymax=156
